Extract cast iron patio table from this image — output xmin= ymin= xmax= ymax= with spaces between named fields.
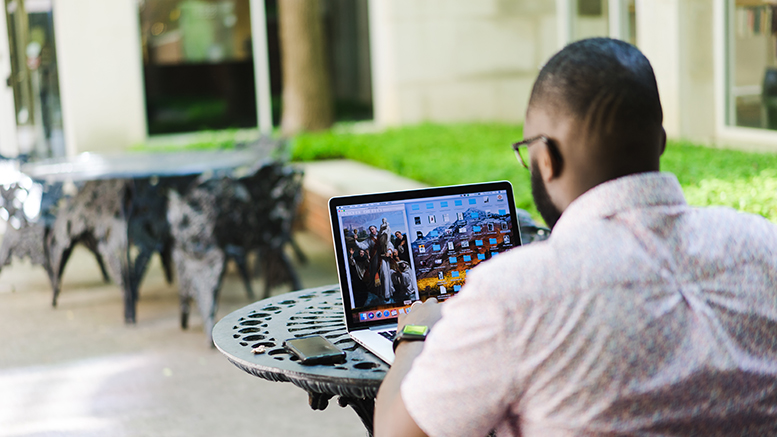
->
xmin=213 ymin=284 xmax=388 ymax=435
xmin=212 ymin=214 xmax=550 ymax=435
xmin=17 ymin=144 xmax=277 ymax=324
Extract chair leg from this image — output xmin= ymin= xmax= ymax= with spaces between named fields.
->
xmin=160 ymin=242 xmax=175 ymax=284
xmin=174 ymin=245 xmax=226 ymax=345
xmin=131 ymin=247 xmax=154 ymax=293
xmin=260 ymin=247 xmax=302 ymax=298
xmin=252 ymin=249 xmax=263 ymax=279
xmin=124 ymin=281 xmax=138 ymax=325
xmin=82 ymin=234 xmax=111 ymax=283
xmin=232 ymin=252 xmax=255 ymax=300
xmin=289 ymin=236 xmax=308 ymax=265
xmin=180 ymin=295 xmax=191 ymax=330
xmin=117 ymin=246 xmax=154 ymax=325
xmin=50 ymin=244 xmax=74 ymax=307
xmin=200 ymin=258 xmax=227 ymax=347
xmin=94 ymin=252 xmax=111 ymax=284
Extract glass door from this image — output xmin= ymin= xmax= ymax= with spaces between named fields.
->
xmin=558 ymin=0 xmax=637 ymax=46
xmin=138 ymin=0 xmax=258 ymax=135
xmin=0 ymin=0 xmax=16 ymax=157
xmin=572 ymin=0 xmax=609 ymax=41
xmin=612 ymin=0 xmax=636 ymax=46
xmin=727 ymin=0 xmax=777 ymax=130
xmin=3 ymin=0 xmax=64 ymax=159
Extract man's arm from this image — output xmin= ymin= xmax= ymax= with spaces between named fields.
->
xmin=354 ymin=237 xmax=371 ymax=251
xmin=374 ymin=299 xmax=442 ymax=437
xmin=374 ymin=342 xmax=427 ymax=437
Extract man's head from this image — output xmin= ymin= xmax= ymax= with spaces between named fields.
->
xmin=524 ymin=38 xmax=665 ymax=228
xmin=395 ymin=231 xmax=402 ymax=238
xmin=369 ymin=225 xmax=377 ymax=235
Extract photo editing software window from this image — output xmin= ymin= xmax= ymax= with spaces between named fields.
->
xmin=336 ymin=189 xmax=515 ymax=323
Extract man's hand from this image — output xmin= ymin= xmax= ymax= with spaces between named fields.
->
xmin=399 ymin=297 xmax=442 ymax=333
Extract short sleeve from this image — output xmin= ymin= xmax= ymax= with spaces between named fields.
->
xmin=400 ymin=270 xmax=517 ymax=437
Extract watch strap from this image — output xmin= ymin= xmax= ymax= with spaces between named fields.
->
xmin=392 ymin=325 xmax=429 ymax=352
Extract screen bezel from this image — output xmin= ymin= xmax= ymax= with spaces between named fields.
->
xmin=329 ymin=181 xmax=522 ymax=332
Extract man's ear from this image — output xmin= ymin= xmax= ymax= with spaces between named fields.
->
xmin=537 ymin=143 xmax=562 ymax=182
xmin=536 ymin=146 xmax=556 ymax=183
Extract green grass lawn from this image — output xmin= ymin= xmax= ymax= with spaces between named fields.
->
xmin=291 ymin=123 xmax=777 ymax=225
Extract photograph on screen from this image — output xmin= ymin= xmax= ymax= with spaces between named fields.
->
xmin=339 ymin=209 xmax=419 ymax=310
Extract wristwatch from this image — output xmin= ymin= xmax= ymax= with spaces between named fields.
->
xmin=392 ymin=324 xmax=429 ymax=352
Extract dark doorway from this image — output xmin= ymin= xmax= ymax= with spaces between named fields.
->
xmin=139 ymin=0 xmax=257 ymax=135
xmin=139 ymin=0 xmax=373 ymax=135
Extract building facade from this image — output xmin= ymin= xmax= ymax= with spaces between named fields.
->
xmin=0 ymin=0 xmax=774 ymax=157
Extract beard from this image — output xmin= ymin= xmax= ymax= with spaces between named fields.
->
xmin=530 ymin=160 xmax=562 ymax=230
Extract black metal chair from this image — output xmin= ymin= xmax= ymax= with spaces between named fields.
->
xmin=0 ymin=168 xmax=112 ymax=289
xmin=44 ymin=176 xmax=188 ymax=323
xmin=167 ymin=161 xmax=304 ymax=344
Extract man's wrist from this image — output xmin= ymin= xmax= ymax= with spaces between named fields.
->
xmin=392 ymin=338 xmax=425 ymax=357
xmin=393 ymin=324 xmax=429 ymax=352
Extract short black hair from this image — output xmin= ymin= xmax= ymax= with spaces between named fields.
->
xmin=529 ymin=38 xmax=662 ymax=146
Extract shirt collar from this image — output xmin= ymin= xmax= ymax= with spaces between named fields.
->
xmin=553 ymin=172 xmax=687 ymax=229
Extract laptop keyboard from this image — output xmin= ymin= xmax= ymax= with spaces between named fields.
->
xmin=379 ymin=330 xmax=397 ymax=341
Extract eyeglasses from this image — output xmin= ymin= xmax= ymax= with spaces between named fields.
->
xmin=511 ymin=135 xmax=549 ymax=169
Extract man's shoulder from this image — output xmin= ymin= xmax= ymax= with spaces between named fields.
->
xmin=465 ymin=241 xmax=557 ymax=301
xmin=467 ymin=205 xmax=777 ymax=290
xmin=687 ymin=205 xmax=777 ymax=247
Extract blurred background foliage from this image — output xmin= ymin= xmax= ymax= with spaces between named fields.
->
xmin=291 ymin=123 xmax=777 ymax=225
xmin=129 ymin=122 xmax=777 ymax=225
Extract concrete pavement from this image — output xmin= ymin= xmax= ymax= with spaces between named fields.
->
xmin=0 ymin=230 xmax=364 ymax=437
xmin=0 ymin=159 xmax=427 ymax=436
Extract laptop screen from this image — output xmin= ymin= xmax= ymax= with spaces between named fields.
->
xmin=330 ymin=182 xmax=521 ymax=328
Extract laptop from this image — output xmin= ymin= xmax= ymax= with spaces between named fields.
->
xmin=329 ymin=181 xmax=522 ymax=364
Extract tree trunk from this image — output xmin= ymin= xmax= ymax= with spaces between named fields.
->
xmin=278 ymin=0 xmax=333 ymax=135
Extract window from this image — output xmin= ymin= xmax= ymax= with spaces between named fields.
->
xmin=3 ymin=0 xmax=64 ymax=158
xmin=138 ymin=0 xmax=257 ymax=135
xmin=559 ymin=0 xmax=636 ymax=46
xmin=138 ymin=0 xmax=373 ymax=135
xmin=727 ymin=0 xmax=777 ymax=130
xmin=573 ymin=0 xmax=609 ymax=41
xmin=616 ymin=0 xmax=637 ymax=46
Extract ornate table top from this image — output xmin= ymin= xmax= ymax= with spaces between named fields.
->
xmin=212 ymin=284 xmax=389 ymax=400
xmin=21 ymin=143 xmax=276 ymax=182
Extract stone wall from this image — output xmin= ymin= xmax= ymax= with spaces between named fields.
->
xmin=53 ymin=0 xmax=147 ymax=155
xmin=368 ymin=0 xmax=558 ymax=126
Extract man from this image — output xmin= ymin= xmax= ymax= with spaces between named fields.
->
xmin=353 ymin=225 xmax=380 ymax=288
xmin=389 ymin=248 xmax=418 ymax=302
xmin=348 ymin=246 xmax=371 ymax=307
xmin=392 ymin=230 xmax=411 ymax=263
xmin=375 ymin=38 xmax=777 ymax=436
xmin=355 ymin=220 xmax=396 ymax=302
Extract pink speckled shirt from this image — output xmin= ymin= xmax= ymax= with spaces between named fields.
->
xmin=402 ymin=172 xmax=777 ymax=437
